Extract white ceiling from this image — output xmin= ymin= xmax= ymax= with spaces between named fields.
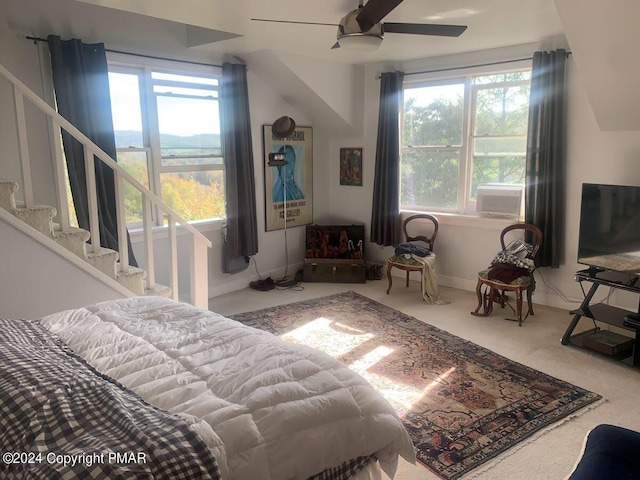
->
xmin=71 ymin=0 xmax=565 ymax=65
xmin=6 ymin=0 xmax=639 ymax=132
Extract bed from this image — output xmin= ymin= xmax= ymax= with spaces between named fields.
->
xmin=1 ymin=296 xmax=416 ymax=479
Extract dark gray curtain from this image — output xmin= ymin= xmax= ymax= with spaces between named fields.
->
xmin=220 ymin=62 xmax=258 ymax=273
xmin=525 ymin=49 xmax=566 ymax=268
xmin=47 ymin=35 xmax=137 ymax=267
xmin=370 ymin=71 xmax=404 ymax=246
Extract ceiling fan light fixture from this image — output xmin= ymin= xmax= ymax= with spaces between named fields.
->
xmin=337 ymin=33 xmax=383 ymax=51
xmin=335 ymin=6 xmax=384 ymax=51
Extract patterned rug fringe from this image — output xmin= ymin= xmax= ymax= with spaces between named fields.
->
xmin=463 ymin=397 xmax=607 ymax=479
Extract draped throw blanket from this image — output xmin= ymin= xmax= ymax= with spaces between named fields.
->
xmin=404 ymin=254 xmax=445 ymax=304
xmin=47 ymin=35 xmax=137 ymax=266
xmin=525 ymin=49 xmax=566 ymax=268
xmin=220 ymin=62 xmax=258 ymax=272
xmin=370 ymin=71 xmax=404 ymax=246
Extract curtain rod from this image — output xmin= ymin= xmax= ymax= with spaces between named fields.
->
xmin=379 ymin=51 xmax=572 ymax=78
xmin=25 ymin=35 xmax=222 ymax=68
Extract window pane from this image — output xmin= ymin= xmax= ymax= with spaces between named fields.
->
xmin=471 ymin=155 xmax=526 ymax=199
xmin=116 ymin=151 xmax=150 ymax=224
xmin=473 ymin=72 xmax=531 ymax=85
xmin=475 ymin=85 xmax=530 ymax=135
xmin=109 ymin=72 xmax=144 ymax=148
xmin=403 ymin=83 xmax=464 ymax=147
xmin=160 ymin=170 xmax=225 ymax=222
xmin=160 ymin=156 xmax=224 ymax=167
xmin=156 ymin=95 xmax=221 ymax=164
xmin=401 ymin=149 xmax=459 ymax=208
xmin=152 ymin=72 xmax=218 ymax=86
xmin=474 ymin=136 xmax=527 ymax=155
xmin=154 ymin=86 xmax=218 ymax=98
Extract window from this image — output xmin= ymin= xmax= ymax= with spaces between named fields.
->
xmin=401 ymin=68 xmax=531 ymax=214
xmin=108 ymin=64 xmax=225 ymax=226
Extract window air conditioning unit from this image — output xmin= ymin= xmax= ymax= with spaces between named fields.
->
xmin=476 ymin=184 xmax=524 ymax=217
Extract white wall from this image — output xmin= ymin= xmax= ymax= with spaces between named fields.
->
xmin=0 ymin=217 xmax=125 ymax=319
xmin=0 ymin=33 xmax=57 ymax=209
xmin=328 ymin=45 xmax=640 ymax=313
xmin=554 ymin=0 xmax=640 ymax=131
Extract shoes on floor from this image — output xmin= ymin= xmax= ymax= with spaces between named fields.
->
xmin=249 ymin=277 xmax=275 ymax=291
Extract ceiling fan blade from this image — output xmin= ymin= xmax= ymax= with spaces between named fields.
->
xmin=251 ymin=18 xmax=338 ymax=27
xmin=383 ymin=22 xmax=467 ymax=37
xmin=331 ymin=42 xmax=341 ymax=49
xmin=356 ymin=0 xmax=404 ymax=32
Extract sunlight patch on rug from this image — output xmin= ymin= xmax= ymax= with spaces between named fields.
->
xmin=285 ymin=316 xmax=457 ymax=412
xmin=230 ymin=291 xmax=602 ymax=480
xmin=282 ymin=316 xmax=374 ymax=357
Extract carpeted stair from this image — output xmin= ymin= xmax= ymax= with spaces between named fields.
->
xmin=0 ymin=180 xmax=171 ymax=298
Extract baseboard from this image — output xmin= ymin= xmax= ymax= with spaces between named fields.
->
xmin=208 ymin=260 xmax=582 ymax=315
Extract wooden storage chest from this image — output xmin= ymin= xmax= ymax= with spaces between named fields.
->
xmin=303 ymin=224 xmax=366 ymax=283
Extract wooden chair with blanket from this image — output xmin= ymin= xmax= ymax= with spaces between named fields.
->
xmin=471 ymin=223 xmax=543 ymax=326
xmin=386 ymin=214 xmax=438 ymax=297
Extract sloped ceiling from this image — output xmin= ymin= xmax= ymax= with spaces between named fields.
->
xmin=245 ymin=50 xmax=364 ymax=136
xmin=3 ymin=0 xmax=571 ymax=134
xmin=554 ymin=0 xmax=640 ymax=131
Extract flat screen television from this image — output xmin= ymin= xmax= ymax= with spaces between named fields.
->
xmin=577 ymin=183 xmax=640 ymax=276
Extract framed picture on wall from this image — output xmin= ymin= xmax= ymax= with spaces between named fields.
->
xmin=263 ymin=125 xmax=313 ymax=231
xmin=339 ymin=147 xmax=363 ymax=186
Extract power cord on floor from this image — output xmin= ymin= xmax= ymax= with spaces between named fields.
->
xmin=250 ymin=255 xmax=267 ymax=281
xmin=536 ymin=268 xmax=616 ymax=305
xmin=534 ymin=269 xmax=580 ymax=303
xmin=248 ymin=255 xmax=304 ymax=291
xmin=535 ymin=268 xmax=619 ymax=331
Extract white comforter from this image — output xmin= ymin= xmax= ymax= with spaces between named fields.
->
xmin=40 ymin=296 xmax=415 ymax=480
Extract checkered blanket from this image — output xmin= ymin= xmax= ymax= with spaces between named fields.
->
xmin=0 ymin=319 xmax=222 ymax=480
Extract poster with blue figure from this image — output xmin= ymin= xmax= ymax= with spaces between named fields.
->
xmin=263 ymin=125 xmax=313 ymax=231
xmin=272 ymin=145 xmax=305 ymax=202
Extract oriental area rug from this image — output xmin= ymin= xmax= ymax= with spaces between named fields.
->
xmin=230 ymin=291 xmax=602 ymax=480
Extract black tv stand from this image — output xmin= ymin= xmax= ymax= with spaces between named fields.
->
xmin=562 ymin=268 xmax=640 ymax=366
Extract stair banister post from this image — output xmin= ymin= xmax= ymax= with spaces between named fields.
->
xmin=168 ymin=214 xmax=179 ymax=301
xmin=143 ymin=197 xmax=155 ymax=290
xmin=84 ymin=146 xmax=101 ymax=254
xmin=191 ymin=235 xmax=209 ymax=308
xmin=49 ymin=118 xmax=70 ymax=231
xmin=115 ymin=171 xmax=128 ymax=272
xmin=12 ymin=87 xmax=34 ymax=208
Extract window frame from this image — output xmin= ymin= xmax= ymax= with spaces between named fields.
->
xmin=400 ymin=61 xmax=532 ymax=217
xmin=106 ymin=54 xmax=224 ymax=228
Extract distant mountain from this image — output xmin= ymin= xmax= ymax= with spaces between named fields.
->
xmin=114 ymin=130 xmax=221 ymax=149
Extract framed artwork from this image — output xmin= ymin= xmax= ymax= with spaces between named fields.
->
xmin=263 ymin=125 xmax=313 ymax=231
xmin=339 ymin=147 xmax=363 ymax=186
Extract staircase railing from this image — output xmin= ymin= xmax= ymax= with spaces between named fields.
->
xmin=0 ymin=63 xmax=212 ymax=308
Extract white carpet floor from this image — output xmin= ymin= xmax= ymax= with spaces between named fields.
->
xmin=210 ymin=279 xmax=640 ymax=480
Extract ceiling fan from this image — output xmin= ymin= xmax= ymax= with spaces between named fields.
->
xmin=251 ymin=0 xmax=467 ymax=51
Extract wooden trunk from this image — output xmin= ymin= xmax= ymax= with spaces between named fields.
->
xmin=303 ymin=224 xmax=366 ymax=283
xmin=303 ymin=259 xmax=366 ymax=283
